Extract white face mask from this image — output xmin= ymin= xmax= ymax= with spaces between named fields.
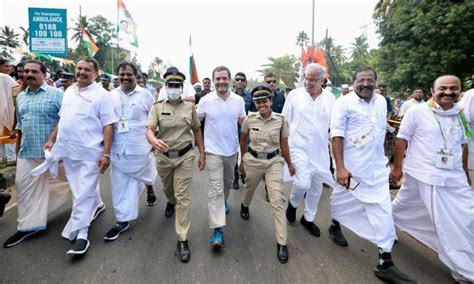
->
xmin=166 ymin=87 xmax=183 ymax=100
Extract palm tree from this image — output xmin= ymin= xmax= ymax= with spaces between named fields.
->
xmin=71 ymin=16 xmax=90 ymax=43
xmin=296 ymin=31 xmax=310 ymax=49
xmin=350 ymin=34 xmax=370 ymax=62
xmin=0 ymin=26 xmax=21 ymax=48
xmin=19 ymin=27 xmax=29 ymax=47
xmin=259 ymin=55 xmax=298 ymax=88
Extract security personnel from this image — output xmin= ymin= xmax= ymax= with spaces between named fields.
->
xmin=146 ymin=68 xmax=205 ymax=263
xmin=239 ymin=85 xmax=295 ymax=264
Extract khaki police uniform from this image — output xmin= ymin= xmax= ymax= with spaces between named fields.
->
xmin=147 ymin=99 xmax=201 ymax=241
xmin=241 ymin=111 xmax=289 ymax=245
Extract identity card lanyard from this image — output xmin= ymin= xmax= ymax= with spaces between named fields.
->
xmin=431 ymin=111 xmax=456 ymax=151
xmin=118 ymin=90 xmax=131 ymax=133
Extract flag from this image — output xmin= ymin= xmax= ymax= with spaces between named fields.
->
xmin=82 ymin=28 xmax=99 ymax=57
xmin=189 ymin=35 xmax=199 ymax=84
xmin=116 ymin=0 xmax=139 ymax=50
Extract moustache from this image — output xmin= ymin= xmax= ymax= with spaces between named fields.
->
xmin=439 ymin=93 xmax=455 ymax=97
xmin=26 ymin=76 xmax=35 ymax=80
xmin=120 ymin=79 xmax=132 ymax=83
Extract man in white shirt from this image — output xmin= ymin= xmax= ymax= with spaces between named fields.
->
xmin=458 ymin=88 xmax=474 ymax=191
xmin=283 ymin=63 xmax=335 ymax=237
xmin=397 ymin=87 xmax=425 ymax=117
xmin=45 ymin=57 xmax=118 ymax=255
xmin=103 ymin=62 xmax=157 ymax=242
xmin=330 ymin=67 xmax=415 ymax=283
xmin=391 ymin=75 xmax=474 ymax=283
xmin=196 ymin=66 xmax=246 ymax=248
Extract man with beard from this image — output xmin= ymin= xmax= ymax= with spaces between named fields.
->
xmin=196 ymin=66 xmax=246 ymax=248
xmin=398 ymin=87 xmax=425 ymax=118
xmin=391 ymin=75 xmax=474 ymax=283
xmin=3 ymin=60 xmax=64 ymax=248
xmin=103 ymin=62 xmax=157 ymax=241
xmin=330 ymin=67 xmax=416 ymax=283
xmin=45 ymin=57 xmax=117 ymax=255
xmin=283 ymin=63 xmax=335 ymax=238
xmin=195 ymin=77 xmax=211 ymax=104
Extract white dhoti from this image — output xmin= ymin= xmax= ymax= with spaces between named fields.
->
xmin=392 ymin=174 xmax=474 ymax=281
xmin=330 ymin=176 xmax=396 ymax=252
xmin=16 ymin=158 xmax=68 ymax=231
xmin=110 ymin=152 xmax=157 ymax=222
xmin=61 ymin=158 xmax=103 ymax=240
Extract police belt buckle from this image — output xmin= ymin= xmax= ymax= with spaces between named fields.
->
xmin=167 ymin=150 xmax=180 ymax=159
xmin=257 ymin=152 xmax=268 ymax=159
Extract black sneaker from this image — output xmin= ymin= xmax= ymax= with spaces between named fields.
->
xmin=92 ymin=204 xmax=106 ymax=222
xmin=232 ymin=178 xmax=239 ymax=190
xmin=286 ymin=202 xmax=297 ymax=223
xmin=374 ymin=264 xmax=417 ymax=283
xmin=165 ymin=202 xmax=175 ymax=218
xmin=104 ymin=222 xmax=130 ymax=241
xmin=147 ymin=192 xmax=157 ymax=207
xmin=66 ymin=238 xmax=90 ymax=255
xmin=176 ymin=240 xmax=191 ymax=263
xmin=3 ymin=230 xmax=40 ymax=248
xmin=240 ymin=204 xmax=249 ymax=220
xmin=0 ymin=193 xmax=11 ymax=217
xmin=300 ymin=216 xmax=320 ymax=237
xmin=277 ymin=243 xmax=289 ymax=264
xmin=329 ymin=225 xmax=348 ymax=247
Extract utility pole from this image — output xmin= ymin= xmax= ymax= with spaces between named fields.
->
xmin=311 ymin=0 xmax=315 ymax=47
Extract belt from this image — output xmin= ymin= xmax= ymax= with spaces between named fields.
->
xmin=163 ymin=143 xmax=192 ymax=158
xmin=248 ymin=147 xmax=279 ymax=160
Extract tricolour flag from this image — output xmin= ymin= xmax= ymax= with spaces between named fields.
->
xmin=116 ymin=0 xmax=139 ymax=50
xmin=82 ymin=28 xmax=99 ymax=57
xmin=189 ymin=35 xmax=199 ymax=84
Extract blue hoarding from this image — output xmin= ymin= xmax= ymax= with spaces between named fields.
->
xmin=28 ymin=7 xmax=67 ymax=57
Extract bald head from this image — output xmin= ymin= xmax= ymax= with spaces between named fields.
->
xmin=431 ymin=75 xmax=461 ymax=110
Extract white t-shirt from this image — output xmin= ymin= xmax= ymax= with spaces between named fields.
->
xmin=110 ymin=85 xmax=153 ymax=155
xmin=398 ymin=98 xmax=425 ymax=117
xmin=399 ymin=103 xmax=468 ymax=187
xmin=54 ymin=82 xmax=118 ymax=161
xmin=196 ymin=91 xmax=246 ymax=156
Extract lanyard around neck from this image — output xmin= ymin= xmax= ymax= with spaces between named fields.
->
xmin=431 ymin=111 xmax=455 ymax=149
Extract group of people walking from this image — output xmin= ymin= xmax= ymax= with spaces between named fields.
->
xmin=1 ymin=56 xmax=473 ymax=283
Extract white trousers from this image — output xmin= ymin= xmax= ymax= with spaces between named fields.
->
xmin=289 ymin=172 xmax=324 ymax=222
xmin=15 ymin=158 xmax=68 ymax=231
xmin=392 ymin=174 xmax=474 ymax=281
xmin=0 ymin=143 xmax=16 ymax=162
xmin=330 ymin=181 xmax=396 ymax=252
xmin=110 ymin=153 xmax=156 ymax=222
xmin=61 ymin=158 xmax=103 ymax=240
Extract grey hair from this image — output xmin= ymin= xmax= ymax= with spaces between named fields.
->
xmin=305 ymin=63 xmax=326 ymax=78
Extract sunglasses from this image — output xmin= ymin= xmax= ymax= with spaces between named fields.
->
xmin=235 ymin=78 xmax=246 ymax=82
xmin=266 ymin=80 xmax=277 ymax=84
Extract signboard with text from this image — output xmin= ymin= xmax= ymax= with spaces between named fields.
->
xmin=28 ymin=7 xmax=67 ymax=57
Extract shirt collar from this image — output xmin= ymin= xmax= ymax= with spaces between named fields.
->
xmin=347 ymin=91 xmax=376 ymax=104
xmin=256 ymin=111 xmax=277 ymax=120
xmin=25 ymin=83 xmax=48 ymax=94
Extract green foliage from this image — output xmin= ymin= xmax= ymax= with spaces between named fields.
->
xmin=0 ymin=26 xmax=21 ymax=58
xmin=373 ymin=0 xmax=474 ymax=92
xmin=258 ymin=55 xmax=298 ymax=88
xmin=296 ymin=31 xmax=310 ymax=49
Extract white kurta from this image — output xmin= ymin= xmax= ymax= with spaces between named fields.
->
xmin=54 ymin=82 xmax=118 ymax=240
xmin=110 ymin=86 xmax=156 ymax=222
xmin=330 ymin=91 xmax=396 ymax=252
xmin=393 ymin=103 xmax=474 ymax=281
xmin=282 ymin=87 xmax=335 ymax=221
xmin=0 ymin=73 xmax=17 ymax=131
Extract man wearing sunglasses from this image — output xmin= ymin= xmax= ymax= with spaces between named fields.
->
xmin=263 ymin=73 xmax=286 ymax=114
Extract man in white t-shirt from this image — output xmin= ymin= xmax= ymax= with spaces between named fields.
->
xmin=196 ymin=66 xmax=246 ymax=248
xmin=397 ymin=87 xmax=425 ymax=118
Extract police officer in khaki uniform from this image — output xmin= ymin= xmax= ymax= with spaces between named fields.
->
xmin=146 ymin=68 xmax=205 ymax=263
xmin=239 ymin=85 xmax=295 ymax=264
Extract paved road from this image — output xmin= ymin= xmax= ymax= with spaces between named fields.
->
xmin=0 ymin=158 xmax=451 ymax=283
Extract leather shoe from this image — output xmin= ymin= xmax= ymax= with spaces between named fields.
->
xmin=165 ymin=202 xmax=175 ymax=218
xmin=329 ymin=225 xmax=348 ymax=247
xmin=374 ymin=264 xmax=417 ymax=283
xmin=277 ymin=243 xmax=289 ymax=263
xmin=300 ymin=216 xmax=320 ymax=237
xmin=176 ymin=240 xmax=191 ymax=263
xmin=286 ymin=202 xmax=297 ymax=223
xmin=240 ymin=204 xmax=249 ymax=220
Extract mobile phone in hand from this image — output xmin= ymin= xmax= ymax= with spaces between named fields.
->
xmin=348 ymin=176 xmax=360 ymax=190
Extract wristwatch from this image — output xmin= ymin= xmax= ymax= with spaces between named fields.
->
xmin=103 ymin=153 xmax=111 ymax=159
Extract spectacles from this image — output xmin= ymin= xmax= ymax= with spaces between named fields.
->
xmin=266 ymin=80 xmax=277 ymax=84
xmin=235 ymin=78 xmax=246 ymax=82
xmin=304 ymin=77 xmax=322 ymax=84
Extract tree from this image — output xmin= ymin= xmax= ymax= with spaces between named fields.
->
xmin=373 ymin=0 xmax=474 ymax=92
xmin=19 ymin=27 xmax=29 ymax=47
xmin=350 ymin=34 xmax=370 ymax=64
xmin=296 ymin=31 xmax=310 ymax=49
xmin=259 ymin=55 xmax=298 ymax=88
xmin=0 ymin=26 xmax=21 ymax=58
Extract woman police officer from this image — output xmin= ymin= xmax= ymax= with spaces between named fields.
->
xmin=239 ymin=85 xmax=295 ymax=263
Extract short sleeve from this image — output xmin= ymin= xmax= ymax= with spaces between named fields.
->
xmin=238 ymin=98 xmax=246 ymax=118
xmin=241 ymin=117 xmax=249 ymax=134
xmin=99 ymin=92 xmax=119 ymax=127
xmin=330 ymin=99 xmax=347 ymax=138
xmin=397 ymin=107 xmax=416 ymax=142
xmin=196 ymin=99 xmax=206 ymax=119
xmin=147 ymin=104 xmax=159 ymax=128
xmin=281 ymin=116 xmax=290 ymax=138
xmin=191 ymin=104 xmax=201 ymax=128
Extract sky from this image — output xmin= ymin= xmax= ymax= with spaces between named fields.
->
xmin=1 ymin=0 xmax=380 ymax=80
